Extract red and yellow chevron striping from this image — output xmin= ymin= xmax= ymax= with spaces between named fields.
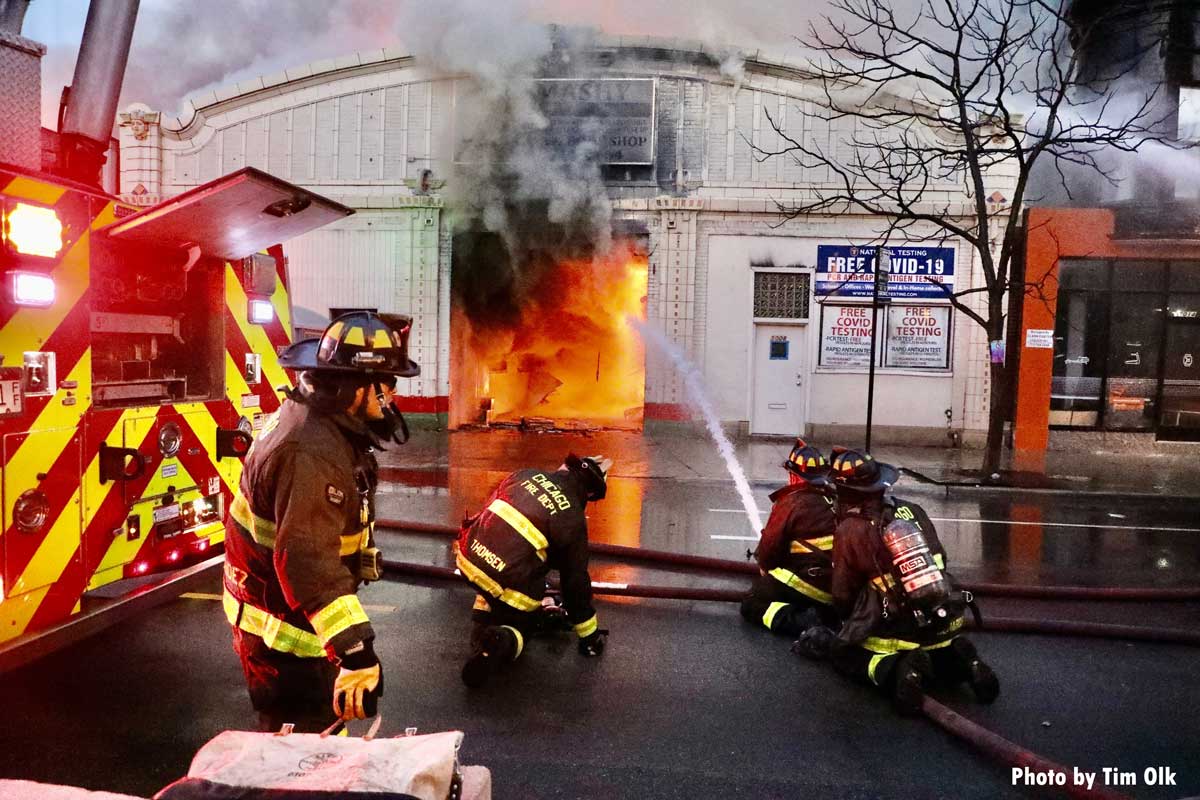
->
xmin=1 ymin=168 xmax=296 ymax=644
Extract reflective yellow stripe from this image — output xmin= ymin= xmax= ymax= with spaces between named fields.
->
xmin=230 ymin=490 xmax=276 ymax=548
xmin=310 ymin=594 xmax=370 ymax=646
xmin=487 ymin=499 xmax=548 ymax=560
xmin=790 ymin=535 xmax=833 ymax=552
xmin=934 ymin=553 xmax=945 ymax=569
xmin=573 ymin=614 xmax=598 ymax=639
xmin=768 ymin=567 xmax=833 ymax=604
xmin=868 ymin=653 xmax=888 ymax=685
xmin=501 ymin=625 xmax=525 ymax=659
xmin=861 ymin=636 xmax=922 ymax=654
xmin=923 ymin=636 xmax=956 ymax=650
xmin=456 ymin=553 xmax=541 ymax=612
xmin=222 ymin=589 xmax=324 ymax=658
xmin=763 ymin=601 xmax=789 ymax=630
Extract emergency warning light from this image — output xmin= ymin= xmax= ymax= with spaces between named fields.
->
xmin=7 ymin=270 xmax=56 ymax=307
xmin=4 ymin=202 xmax=63 ymax=258
xmin=248 ymin=298 xmax=274 ymax=324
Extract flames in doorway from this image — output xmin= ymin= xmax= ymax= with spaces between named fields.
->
xmin=450 ymin=241 xmax=648 ymax=430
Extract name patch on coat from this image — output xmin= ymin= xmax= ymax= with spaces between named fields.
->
xmin=326 ymin=485 xmax=346 ymax=506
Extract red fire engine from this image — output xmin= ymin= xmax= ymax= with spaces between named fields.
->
xmin=0 ymin=0 xmax=352 ymax=644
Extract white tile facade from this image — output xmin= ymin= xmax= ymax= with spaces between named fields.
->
xmin=119 ymin=39 xmax=1014 ymax=438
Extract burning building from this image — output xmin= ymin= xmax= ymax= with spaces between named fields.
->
xmin=119 ymin=30 xmax=1013 ymax=444
xmin=1014 ymin=0 xmax=1200 ymax=466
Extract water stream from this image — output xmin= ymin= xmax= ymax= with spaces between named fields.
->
xmin=633 ymin=319 xmax=763 ymax=536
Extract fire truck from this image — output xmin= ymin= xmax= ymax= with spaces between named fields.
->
xmin=0 ymin=0 xmax=352 ymax=644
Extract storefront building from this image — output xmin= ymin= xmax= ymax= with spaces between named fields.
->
xmin=119 ymin=35 xmax=1011 ymax=443
xmin=1016 ymin=207 xmax=1200 ymax=467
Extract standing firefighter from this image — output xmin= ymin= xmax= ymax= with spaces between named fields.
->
xmin=457 ymin=454 xmax=612 ymax=687
xmin=740 ymin=440 xmax=838 ymax=636
xmin=808 ymin=449 xmax=999 ymax=715
xmin=223 ymin=311 xmax=419 ymax=731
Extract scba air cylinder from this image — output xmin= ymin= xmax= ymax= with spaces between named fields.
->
xmin=881 ymin=519 xmax=949 ymax=609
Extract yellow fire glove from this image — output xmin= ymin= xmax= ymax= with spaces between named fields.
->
xmin=333 ymin=640 xmax=384 ymax=720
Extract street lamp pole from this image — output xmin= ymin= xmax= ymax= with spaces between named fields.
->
xmin=865 ymin=245 xmax=890 ymax=453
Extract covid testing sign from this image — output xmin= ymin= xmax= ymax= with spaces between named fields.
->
xmin=816 ymin=245 xmax=955 ymax=299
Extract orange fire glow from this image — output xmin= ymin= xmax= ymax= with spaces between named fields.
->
xmin=451 ymin=244 xmax=648 ymax=429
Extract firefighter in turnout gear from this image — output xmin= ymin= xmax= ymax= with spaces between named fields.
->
xmin=799 ymin=449 xmax=999 ymax=715
xmin=223 ymin=311 xmax=419 ymax=731
xmin=457 ymin=454 xmax=612 ymax=688
xmin=740 ymin=440 xmax=838 ymax=637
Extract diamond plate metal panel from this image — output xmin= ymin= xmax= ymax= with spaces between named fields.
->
xmin=0 ymin=31 xmax=45 ymax=171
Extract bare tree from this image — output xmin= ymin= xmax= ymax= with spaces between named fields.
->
xmin=757 ymin=0 xmax=1176 ymax=474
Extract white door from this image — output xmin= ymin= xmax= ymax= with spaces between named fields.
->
xmin=751 ymin=324 xmax=806 ymax=435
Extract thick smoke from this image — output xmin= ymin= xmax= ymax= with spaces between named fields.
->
xmin=396 ymin=2 xmax=616 ymax=332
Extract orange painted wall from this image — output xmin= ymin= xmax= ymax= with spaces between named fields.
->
xmin=1016 ymin=207 xmax=1200 ymax=467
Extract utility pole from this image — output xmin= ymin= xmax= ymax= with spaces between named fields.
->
xmin=865 ymin=246 xmax=890 ymax=452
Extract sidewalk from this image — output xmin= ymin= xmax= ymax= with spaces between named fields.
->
xmin=379 ymin=423 xmax=1200 ymax=498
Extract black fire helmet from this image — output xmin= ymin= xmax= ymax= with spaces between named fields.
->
xmin=279 ymin=310 xmax=420 ymax=379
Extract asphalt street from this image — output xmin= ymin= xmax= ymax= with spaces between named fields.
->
xmin=0 ymin=463 xmax=1196 ymax=800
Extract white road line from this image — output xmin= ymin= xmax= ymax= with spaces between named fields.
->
xmin=706 ymin=509 xmax=1200 ymax=535
xmin=711 ymin=534 xmax=760 ymax=541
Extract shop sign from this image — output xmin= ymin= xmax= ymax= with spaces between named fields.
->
xmin=1025 ymin=329 xmax=1054 ymax=349
xmin=816 ymin=245 xmax=955 ymax=299
xmin=885 ymin=305 xmax=951 ymax=369
xmin=538 ymin=79 xmax=656 ymax=164
xmin=819 ymin=304 xmax=874 ymax=367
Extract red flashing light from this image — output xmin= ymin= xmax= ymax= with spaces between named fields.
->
xmin=248 ymin=298 xmax=274 ymax=324
xmin=5 ymin=202 xmax=63 ymax=258
xmin=133 ymin=561 xmax=150 ymax=575
xmin=196 ymin=539 xmax=210 ymax=552
xmin=8 ymin=270 xmax=55 ymax=307
xmin=165 ymin=549 xmax=182 ymax=563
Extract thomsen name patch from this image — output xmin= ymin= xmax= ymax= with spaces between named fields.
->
xmin=326 ymin=485 xmax=346 ymax=506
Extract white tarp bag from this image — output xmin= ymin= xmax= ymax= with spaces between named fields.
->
xmin=160 ymin=719 xmax=463 ymax=800
xmin=0 ymin=780 xmax=145 ymax=800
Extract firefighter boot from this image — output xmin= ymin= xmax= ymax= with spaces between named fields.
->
xmin=791 ymin=625 xmax=836 ymax=660
xmin=461 ymin=626 xmax=521 ymax=688
xmin=891 ymin=650 xmax=934 ymax=717
xmin=755 ymin=601 xmax=822 ymax=637
xmin=952 ymin=637 xmax=999 ymax=704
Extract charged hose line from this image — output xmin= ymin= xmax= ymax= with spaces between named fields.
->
xmin=378 ymin=559 xmax=1150 ymax=800
xmin=920 ymin=697 xmax=1132 ymax=800
xmin=374 ymin=519 xmax=1200 ymax=602
xmin=378 ymin=559 xmax=1200 ymax=646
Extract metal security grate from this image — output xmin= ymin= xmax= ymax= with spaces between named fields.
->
xmin=753 ymin=272 xmax=810 ymax=319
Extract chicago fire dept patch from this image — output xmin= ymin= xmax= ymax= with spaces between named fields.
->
xmin=326 ymin=484 xmax=346 ymax=506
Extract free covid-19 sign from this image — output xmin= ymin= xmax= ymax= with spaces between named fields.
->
xmin=816 ymin=245 xmax=955 ymax=299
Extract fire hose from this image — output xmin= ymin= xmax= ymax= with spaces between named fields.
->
xmin=378 ymin=557 xmax=1200 ymax=646
xmin=379 ymin=558 xmax=1147 ymax=800
xmin=374 ymin=518 xmax=1200 ymax=602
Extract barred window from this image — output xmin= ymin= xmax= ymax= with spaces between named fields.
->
xmin=753 ymin=272 xmax=810 ymax=319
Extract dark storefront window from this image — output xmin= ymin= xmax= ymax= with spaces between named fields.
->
xmin=1049 ymin=259 xmax=1200 ymax=439
xmin=1161 ymin=291 xmax=1200 ymax=439
xmin=1051 ymin=261 xmax=1108 ymax=427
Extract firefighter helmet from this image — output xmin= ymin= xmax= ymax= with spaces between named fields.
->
xmin=564 ymin=453 xmax=612 ymax=501
xmin=279 ymin=311 xmax=420 ymax=378
xmin=782 ymin=438 xmax=829 ymax=479
xmin=829 ymin=448 xmax=898 ymax=493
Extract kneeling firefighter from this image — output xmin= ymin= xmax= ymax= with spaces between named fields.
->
xmin=799 ymin=449 xmax=999 ymax=716
xmin=456 ymin=454 xmax=612 ymax=688
xmin=223 ymin=311 xmax=419 ymax=731
xmin=740 ymin=439 xmax=839 ymax=636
